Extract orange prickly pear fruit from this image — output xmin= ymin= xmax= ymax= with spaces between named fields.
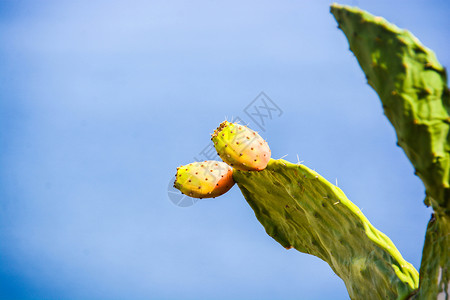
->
xmin=211 ymin=121 xmax=271 ymax=171
xmin=174 ymin=160 xmax=234 ymax=199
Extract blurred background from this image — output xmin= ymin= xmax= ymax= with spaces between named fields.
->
xmin=1 ymin=0 xmax=449 ymax=299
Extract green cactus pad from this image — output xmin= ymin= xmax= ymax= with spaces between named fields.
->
xmin=233 ymin=159 xmax=419 ymax=300
xmin=330 ymin=4 xmax=450 ymax=298
xmin=330 ymin=3 xmax=450 ymax=214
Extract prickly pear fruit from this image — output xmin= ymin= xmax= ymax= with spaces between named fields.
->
xmin=174 ymin=160 xmax=235 ymax=199
xmin=211 ymin=121 xmax=271 ymax=171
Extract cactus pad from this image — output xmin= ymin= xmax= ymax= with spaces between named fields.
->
xmin=330 ymin=3 xmax=450 ymax=214
xmin=233 ymin=159 xmax=419 ymax=300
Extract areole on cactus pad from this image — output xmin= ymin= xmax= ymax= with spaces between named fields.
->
xmin=211 ymin=121 xmax=271 ymax=171
xmin=174 ymin=160 xmax=235 ymax=199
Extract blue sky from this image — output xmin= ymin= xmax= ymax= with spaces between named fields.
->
xmin=0 ymin=0 xmax=449 ymax=299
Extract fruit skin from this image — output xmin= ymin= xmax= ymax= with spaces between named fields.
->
xmin=234 ymin=159 xmax=419 ymax=300
xmin=174 ymin=160 xmax=234 ymax=199
xmin=331 ymin=4 xmax=450 ymax=299
xmin=211 ymin=121 xmax=271 ymax=171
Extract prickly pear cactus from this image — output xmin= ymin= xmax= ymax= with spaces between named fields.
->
xmin=172 ymin=4 xmax=449 ymax=299
xmin=211 ymin=121 xmax=271 ymax=171
xmin=233 ymin=159 xmax=419 ymax=300
xmin=174 ymin=161 xmax=235 ymax=198
xmin=330 ymin=4 xmax=450 ymax=299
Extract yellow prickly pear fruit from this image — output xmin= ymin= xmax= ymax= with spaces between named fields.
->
xmin=174 ymin=160 xmax=235 ymax=199
xmin=211 ymin=121 xmax=271 ymax=171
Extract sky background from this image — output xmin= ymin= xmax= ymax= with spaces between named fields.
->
xmin=0 ymin=0 xmax=449 ymax=299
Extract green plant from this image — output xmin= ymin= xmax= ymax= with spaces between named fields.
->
xmin=174 ymin=4 xmax=449 ymax=299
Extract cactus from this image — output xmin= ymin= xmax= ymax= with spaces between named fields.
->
xmin=211 ymin=121 xmax=271 ymax=171
xmin=330 ymin=4 xmax=450 ymax=299
xmin=174 ymin=161 xmax=235 ymax=198
xmin=173 ymin=3 xmax=449 ymax=299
